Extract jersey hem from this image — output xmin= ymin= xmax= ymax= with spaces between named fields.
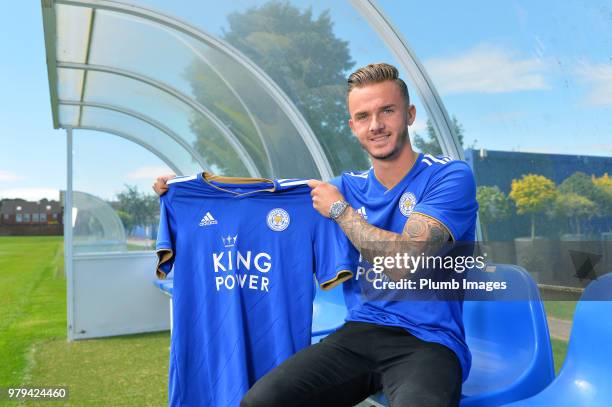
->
xmin=156 ymin=248 xmax=174 ymax=279
xmin=320 ymin=269 xmax=353 ymax=290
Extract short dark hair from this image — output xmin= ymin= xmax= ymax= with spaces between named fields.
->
xmin=347 ymin=63 xmax=410 ymax=105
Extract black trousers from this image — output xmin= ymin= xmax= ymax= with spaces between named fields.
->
xmin=241 ymin=321 xmax=462 ymax=407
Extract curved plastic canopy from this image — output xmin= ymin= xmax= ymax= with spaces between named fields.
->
xmin=42 ymin=0 xmax=462 ymax=180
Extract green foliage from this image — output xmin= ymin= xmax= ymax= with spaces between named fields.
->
xmin=115 ymin=185 xmax=159 ymax=236
xmin=558 ymin=172 xmax=602 ymax=216
xmin=186 ymin=1 xmax=369 ymax=177
xmin=412 ymin=116 xmax=465 ymax=156
xmin=554 ymin=193 xmax=596 ymax=235
xmin=592 ymin=173 xmax=612 ymax=216
xmin=476 ymin=185 xmax=511 ymax=240
xmin=509 ymin=174 xmax=557 ymax=239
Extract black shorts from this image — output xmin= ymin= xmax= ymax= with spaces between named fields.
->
xmin=241 ymin=321 xmax=462 ymax=407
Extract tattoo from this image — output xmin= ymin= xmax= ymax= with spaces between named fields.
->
xmin=336 ymin=208 xmax=451 ymax=281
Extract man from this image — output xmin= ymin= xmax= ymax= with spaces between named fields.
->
xmin=154 ymin=63 xmax=477 ymax=406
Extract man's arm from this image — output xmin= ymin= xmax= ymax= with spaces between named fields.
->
xmin=336 ymin=207 xmax=450 ymax=281
xmin=307 ymin=179 xmax=450 ymax=281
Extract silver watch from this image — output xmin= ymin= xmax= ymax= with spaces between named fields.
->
xmin=329 ymin=200 xmax=349 ymax=220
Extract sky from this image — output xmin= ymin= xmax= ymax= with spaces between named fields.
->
xmin=0 ymin=0 xmax=610 ymax=202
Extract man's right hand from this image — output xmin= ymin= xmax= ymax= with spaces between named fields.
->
xmin=152 ymin=174 xmax=176 ymax=196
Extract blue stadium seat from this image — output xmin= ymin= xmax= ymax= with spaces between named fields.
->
xmin=504 ymin=272 xmax=612 ymax=406
xmin=153 ymin=278 xmax=174 ymax=296
xmin=460 ymin=264 xmax=555 ymax=406
xmin=367 ymin=264 xmax=555 ymax=406
xmin=311 ymin=283 xmax=347 ymax=340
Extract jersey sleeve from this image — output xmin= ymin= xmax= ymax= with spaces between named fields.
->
xmin=313 ymin=218 xmax=356 ymax=290
xmin=155 ymin=195 xmax=175 ymax=279
xmin=412 ymin=161 xmax=478 ymax=241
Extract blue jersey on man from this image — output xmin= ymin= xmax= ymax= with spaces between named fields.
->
xmin=332 ymin=153 xmax=478 ymax=380
xmin=156 ymin=173 xmax=353 ymax=407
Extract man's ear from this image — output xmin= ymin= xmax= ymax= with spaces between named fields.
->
xmin=407 ymin=104 xmax=416 ymax=126
xmin=348 ymin=117 xmax=355 ymax=134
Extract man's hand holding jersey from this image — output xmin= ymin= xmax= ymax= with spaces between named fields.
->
xmin=153 ymin=174 xmax=175 ymax=196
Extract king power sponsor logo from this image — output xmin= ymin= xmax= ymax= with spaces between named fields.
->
xmin=213 ymin=235 xmax=271 ymax=292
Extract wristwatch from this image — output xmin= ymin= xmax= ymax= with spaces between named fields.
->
xmin=329 ymin=200 xmax=349 ymax=220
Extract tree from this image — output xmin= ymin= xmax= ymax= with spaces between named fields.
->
xmin=592 ymin=173 xmax=612 ymax=217
xmin=476 ymin=185 xmax=511 ymax=241
xmin=558 ymin=172 xmax=602 ymax=216
xmin=186 ymin=1 xmax=369 ymax=176
xmin=554 ymin=193 xmax=596 ymax=235
xmin=412 ymin=116 xmax=465 ymax=156
xmin=115 ymin=185 xmax=159 ymax=237
xmin=509 ymin=174 xmax=557 ymax=240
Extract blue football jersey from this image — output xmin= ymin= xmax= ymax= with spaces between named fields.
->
xmin=332 ymin=153 xmax=478 ymax=381
xmin=156 ymin=173 xmax=353 ymax=407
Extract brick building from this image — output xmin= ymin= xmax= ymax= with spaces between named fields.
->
xmin=0 ymin=198 xmax=63 ymax=236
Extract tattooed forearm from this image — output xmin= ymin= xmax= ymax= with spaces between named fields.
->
xmin=336 ymin=208 xmax=451 ymax=280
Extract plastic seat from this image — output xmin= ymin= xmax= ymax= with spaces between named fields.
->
xmin=368 ymin=264 xmax=555 ymax=406
xmin=505 ymin=272 xmax=612 ymax=406
xmin=311 ymin=283 xmax=347 ymax=340
xmin=153 ymin=278 xmax=174 ymax=296
xmin=460 ymin=264 xmax=555 ymax=406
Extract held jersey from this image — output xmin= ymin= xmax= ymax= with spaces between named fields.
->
xmin=331 ymin=153 xmax=478 ymax=381
xmin=155 ymin=173 xmax=353 ymax=407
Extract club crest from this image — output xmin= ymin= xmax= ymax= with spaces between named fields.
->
xmin=267 ymin=208 xmax=290 ymax=231
xmin=399 ymin=192 xmax=416 ymax=217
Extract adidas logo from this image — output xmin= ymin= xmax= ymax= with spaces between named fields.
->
xmin=357 ymin=206 xmax=368 ymax=220
xmin=199 ymin=212 xmax=218 ymax=226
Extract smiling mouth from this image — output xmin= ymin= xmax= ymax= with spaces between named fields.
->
xmin=369 ymin=134 xmax=390 ymax=143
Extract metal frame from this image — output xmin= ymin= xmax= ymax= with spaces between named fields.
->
xmin=59 ymin=99 xmax=209 ymax=171
xmin=350 ymin=0 xmax=464 ymax=160
xmin=41 ymin=0 xmax=60 ymax=128
xmin=64 ymin=127 xmax=74 ymax=340
xmin=53 ymin=0 xmax=333 ymax=179
xmin=69 ymin=126 xmax=184 ymax=175
xmin=58 ymin=62 xmax=261 ymax=177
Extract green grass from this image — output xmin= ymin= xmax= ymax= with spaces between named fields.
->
xmin=544 ymin=300 xmax=578 ymax=321
xmin=0 ymin=236 xmax=65 ymax=387
xmin=551 ymin=338 xmax=569 ymax=375
xmin=0 ymin=236 xmax=169 ymax=406
xmin=23 ymin=332 xmax=168 ymax=406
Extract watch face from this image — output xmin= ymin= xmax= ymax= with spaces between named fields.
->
xmin=330 ymin=201 xmax=347 ymax=219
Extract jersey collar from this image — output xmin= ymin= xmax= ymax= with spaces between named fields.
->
xmin=369 ymin=153 xmax=423 ymax=195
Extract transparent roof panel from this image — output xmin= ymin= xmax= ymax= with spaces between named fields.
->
xmin=77 ymin=105 xmax=210 ymax=175
xmin=57 ymin=67 xmax=85 ymax=101
xmin=57 ymin=67 xmax=253 ymax=177
xmin=55 ymin=3 xmax=91 ymax=64
xmin=68 ymin=6 xmax=325 ymax=178
xmin=378 ymin=0 xmax=612 ymax=158
xmin=71 ymin=190 xmax=127 ymax=255
xmin=59 ymin=104 xmax=79 ymax=128
xmin=51 ymin=1 xmax=444 ymax=176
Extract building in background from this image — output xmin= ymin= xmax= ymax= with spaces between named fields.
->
xmin=0 ymin=198 xmax=63 ymax=236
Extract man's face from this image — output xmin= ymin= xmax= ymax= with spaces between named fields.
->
xmin=348 ymin=80 xmax=416 ymax=161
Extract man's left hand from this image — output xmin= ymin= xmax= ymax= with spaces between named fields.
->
xmin=307 ymin=180 xmax=345 ymax=218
